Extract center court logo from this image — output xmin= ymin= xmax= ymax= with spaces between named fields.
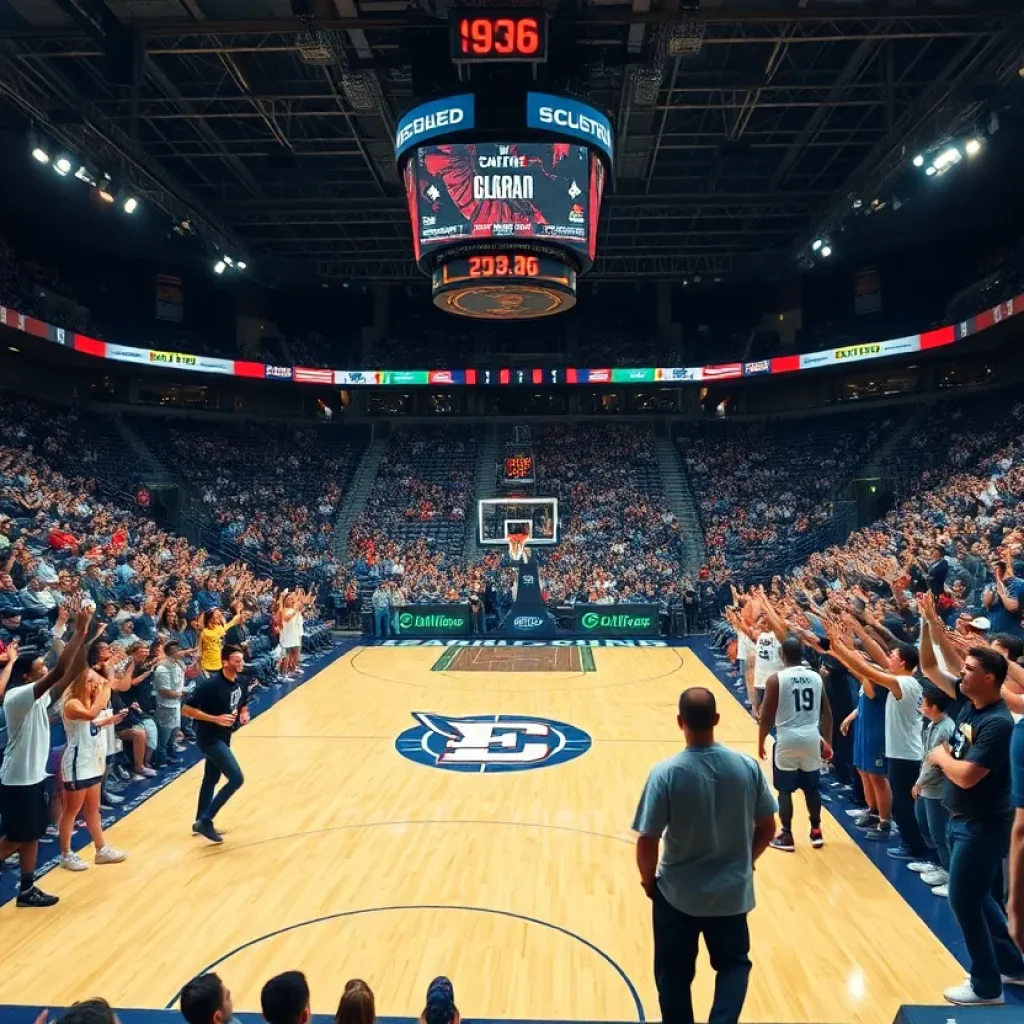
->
xmin=396 ymin=712 xmax=592 ymax=773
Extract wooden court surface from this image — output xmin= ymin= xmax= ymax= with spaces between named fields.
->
xmin=0 ymin=645 xmax=959 ymax=1023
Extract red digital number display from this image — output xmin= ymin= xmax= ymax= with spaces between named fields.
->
xmin=468 ymin=254 xmax=541 ymax=278
xmin=451 ymin=12 xmax=546 ymax=62
xmin=504 ymin=456 xmax=534 ymax=480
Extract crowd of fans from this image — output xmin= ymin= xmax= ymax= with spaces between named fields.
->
xmin=533 ymin=425 xmax=685 ymax=602
xmin=130 ymin=418 xmax=361 ymax=588
xmin=347 ymin=427 xmax=480 ymax=607
xmin=0 ymin=392 xmax=335 ymax=902
xmin=708 ymin=383 xmax=1024 ymax=1005
xmin=679 ymin=412 xmax=893 ymax=582
xmin=37 ymin=968 xmax=460 ymax=1024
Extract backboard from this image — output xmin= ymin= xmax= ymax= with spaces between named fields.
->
xmin=478 ymin=497 xmax=559 ymax=546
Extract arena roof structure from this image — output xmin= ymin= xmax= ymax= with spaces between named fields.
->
xmin=0 ymin=0 xmax=1020 ymax=281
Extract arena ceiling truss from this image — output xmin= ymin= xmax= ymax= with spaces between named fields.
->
xmin=0 ymin=0 xmax=1020 ymax=280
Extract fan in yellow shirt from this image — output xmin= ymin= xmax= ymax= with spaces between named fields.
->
xmin=198 ymin=606 xmax=243 ymax=674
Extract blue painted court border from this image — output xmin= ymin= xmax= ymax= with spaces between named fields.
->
xmin=0 ymin=637 xmax=364 ymax=909
xmin=684 ymin=635 xmax=1024 ymax=1007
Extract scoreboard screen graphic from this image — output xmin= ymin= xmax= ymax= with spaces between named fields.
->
xmin=412 ymin=143 xmax=590 ymax=254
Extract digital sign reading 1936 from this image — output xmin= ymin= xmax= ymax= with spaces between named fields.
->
xmin=449 ymin=11 xmax=547 ymax=62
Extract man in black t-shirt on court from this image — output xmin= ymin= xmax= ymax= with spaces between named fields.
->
xmin=183 ymin=644 xmax=250 ymax=844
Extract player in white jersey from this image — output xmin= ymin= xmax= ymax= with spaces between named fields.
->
xmin=57 ymin=665 xmax=128 ymax=872
xmin=758 ymin=636 xmax=833 ymax=853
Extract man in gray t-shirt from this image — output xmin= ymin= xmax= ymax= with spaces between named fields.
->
xmin=633 ymin=686 xmax=777 ymax=1024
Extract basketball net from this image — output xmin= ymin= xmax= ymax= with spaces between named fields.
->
xmin=507 ymin=532 xmax=529 ymax=563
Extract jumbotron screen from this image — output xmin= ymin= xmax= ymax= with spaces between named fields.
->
xmin=409 ymin=142 xmax=596 ymax=257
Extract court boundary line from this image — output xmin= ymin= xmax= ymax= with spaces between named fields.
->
xmin=0 ymin=638 xmax=364 ymax=909
xmin=161 ymin=904 xmax=646 ymax=1022
xmin=349 ymin=645 xmax=686 ymax=694
xmin=188 ymin=817 xmax=636 ymax=856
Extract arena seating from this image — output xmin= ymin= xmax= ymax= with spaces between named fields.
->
xmin=348 ymin=427 xmax=478 ymax=598
xmin=677 ymin=412 xmax=896 ymax=582
xmin=532 ymin=424 xmax=686 ymax=602
xmin=128 ymin=417 xmax=363 ymax=589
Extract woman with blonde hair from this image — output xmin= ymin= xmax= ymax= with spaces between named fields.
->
xmin=335 ymin=979 xmax=375 ymax=1024
xmin=58 ymin=664 xmax=129 ymax=871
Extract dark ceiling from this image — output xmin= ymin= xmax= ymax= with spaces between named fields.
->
xmin=0 ymin=0 xmax=1021 ymax=281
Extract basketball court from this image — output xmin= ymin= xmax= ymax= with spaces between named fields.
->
xmin=0 ymin=642 xmax=960 ymax=1024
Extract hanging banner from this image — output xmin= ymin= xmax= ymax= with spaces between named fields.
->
xmin=155 ymin=274 xmax=184 ymax=323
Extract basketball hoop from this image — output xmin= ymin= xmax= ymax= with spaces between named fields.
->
xmin=507 ymin=532 xmax=529 ymax=563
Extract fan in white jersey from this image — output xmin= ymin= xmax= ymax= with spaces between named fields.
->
xmin=57 ymin=666 xmax=129 ymax=872
xmin=758 ymin=636 xmax=833 ymax=853
xmin=746 ymin=617 xmax=785 ymax=717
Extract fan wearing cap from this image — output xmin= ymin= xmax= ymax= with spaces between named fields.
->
xmin=421 ymin=977 xmax=459 ymax=1024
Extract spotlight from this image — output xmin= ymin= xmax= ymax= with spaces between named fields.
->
xmin=223 ymin=255 xmax=234 ymax=267
xmin=925 ymin=165 xmax=937 ymax=176
xmin=821 ymin=245 xmax=833 ymax=258
xmin=912 ymin=154 xmax=925 ymax=168
xmin=32 ymin=147 xmax=50 ymax=164
xmin=98 ymin=177 xmax=115 ymax=203
xmin=122 ymin=196 xmax=138 ymax=214
xmin=237 ymin=261 xmax=247 ymax=271
xmin=965 ymin=138 xmax=982 ymax=157
xmin=213 ymin=260 xmax=226 ymax=275
xmin=74 ymin=165 xmax=97 ymax=185
xmin=811 ymin=238 xmax=823 ymax=252
xmin=852 ymin=198 xmax=863 ymax=209
xmin=54 ymin=156 xmax=72 ymax=176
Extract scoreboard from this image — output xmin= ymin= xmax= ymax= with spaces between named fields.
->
xmin=394 ymin=16 xmax=613 ymax=321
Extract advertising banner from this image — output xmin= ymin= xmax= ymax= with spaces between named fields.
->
xmin=196 ymin=356 xmax=234 ymax=375
xmin=799 ymin=349 xmax=835 ymax=370
xmin=385 ymin=370 xmax=430 ymax=385
xmin=335 ymin=370 xmax=383 ymax=385
xmin=264 ymin=365 xmax=294 ymax=381
xmin=396 ymin=605 xmax=472 ymax=637
xmin=148 ymin=349 xmax=199 ymax=369
xmin=770 ymin=354 xmax=801 ymax=374
xmin=834 ymin=343 xmax=883 ymax=362
xmin=612 ymin=368 xmax=656 ymax=383
xmin=701 ymin=363 xmax=743 ymax=381
xmin=293 ymin=367 xmax=334 ymax=385
xmin=395 ymin=95 xmax=475 ymax=161
xmin=106 ymin=344 xmax=150 ymax=365
xmin=658 ymin=367 xmax=699 ymax=382
xmin=526 ymin=93 xmax=614 ymax=163
xmin=743 ymin=360 xmax=770 ymax=376
xmin=574 ymin=605 xmax=660 ymax=636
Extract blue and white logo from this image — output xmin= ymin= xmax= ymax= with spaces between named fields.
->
xmin=396 ymin=712 xmax=591 ymax=773
xmin=395 ymin=95 xmax=475 ymax=160
xmin=527 ymin=93 xmax=613 ymax=162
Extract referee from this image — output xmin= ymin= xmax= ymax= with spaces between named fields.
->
xmin=633 ymin=687 xmax=777 ymax=1024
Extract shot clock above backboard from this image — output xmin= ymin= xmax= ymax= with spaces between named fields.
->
xmin=449 ymin=10 xmax=548 ymax=63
